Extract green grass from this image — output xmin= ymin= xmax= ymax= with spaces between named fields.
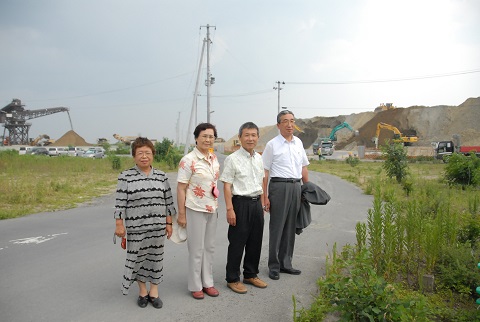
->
xmin=0 ymin=151 xmax=172 ymax=219
xmin=3 ymin=151 xmax=480 ymax=319
xmin=298 ymin=158 xmax=480 ymax=321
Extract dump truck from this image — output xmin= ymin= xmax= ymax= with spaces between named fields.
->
xmin=312 ymin=122 xmax=357 ymax=154
xmin=433 ymin=140 xmax=480 ymax=161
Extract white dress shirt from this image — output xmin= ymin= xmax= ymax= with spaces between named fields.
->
xmin=262 ymin=134 xmax=309 ymax=178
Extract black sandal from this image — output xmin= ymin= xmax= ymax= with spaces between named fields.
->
xmin=137 ymin=295 xmax=148 ymax=308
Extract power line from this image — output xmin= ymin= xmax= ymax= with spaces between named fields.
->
xmin=287 ymin=69 xmax=480 ymax=85
xmin=210 ymin=89 xmax=272 ymax=98
xmin=27 ymin=71 xmax=194 ymax=102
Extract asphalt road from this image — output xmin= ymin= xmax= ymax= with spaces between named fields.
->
xmin=0 ymin=164 xmax=373 ymax=322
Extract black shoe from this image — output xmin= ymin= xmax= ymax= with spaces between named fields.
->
xmin=269 ymin=270 xmax=280 ymax=280
xmin=148 ymin=295 xmax=163 ymax=309
xmin=137 ymin=295 xmax=149 ymax=308
xmin=280 ymin=268 xmax=301 ymax=275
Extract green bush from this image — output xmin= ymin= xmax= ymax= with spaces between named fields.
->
xmin=109 ymin=155 xmax=122 ymax=170
xmin=115 ymin=145 xmax=130 ymax=155
xmin=381 ymin=142 xmax=409 ymax=183
xmin=435 ymin=242 xmax=480 ymax=296
xmin=345 ymin=155 xmax=360 ymax=167
xmin=154 ymin=138 xmax=183 ymax=169
xmin=444 ymin=153 xmax=480 ymax=186
xmin=299 ymin=246 xmax=430 ymax=321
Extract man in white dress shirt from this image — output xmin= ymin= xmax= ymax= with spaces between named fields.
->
xmin=262 ymin=110 xmax=309 ymax=280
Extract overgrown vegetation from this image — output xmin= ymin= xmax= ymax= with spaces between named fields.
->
xmin=3 ymin=145 xmax=480 ymax=320
xmin=444 ymin=152 xmax=480 ymax=186
xmin=0 ymin=150 xmax=172 ymax=219
xmin=297 ymin=146 xmax=480 ymax=321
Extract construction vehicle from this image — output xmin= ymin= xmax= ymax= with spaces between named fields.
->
xmin=97 ymin=138 xmax=108 ymax=145
xmin=433 ymin=140 xmax=480 ymax=161
xmin=312 ymin=122 xmax=358 ymax=154
xmin=1 ymin=99 xmax=72 ymax=145
xmin=317 ymin=141 xmax=334 ymax=159
xmin=113 ymin=134 xmax=138 ymax=145
xmin=374 ymin=103 xmax=395 ymax=112
xmin=30 ymin=134 xmax=54 ymax=146
xmin=373 ymin=122 xmax=418 ymax=149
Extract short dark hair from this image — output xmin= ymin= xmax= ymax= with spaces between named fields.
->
xmin=131 ymin=137 xmax=155 ymax=157
xmin=238 ymin=122 xmax=259 ymax=137
xmin=194 ymin=123 xmax=217 ymax=139
xmin=277 ymin=110 xmax=294 ymax=124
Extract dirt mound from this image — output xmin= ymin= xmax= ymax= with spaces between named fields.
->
xmin=224 ymin=97 xmax=480 ymax=153
xmin=52 ymin=130 xmax=91 ymax=146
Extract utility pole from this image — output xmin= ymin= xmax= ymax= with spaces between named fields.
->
xmin=175 ymin=112 xmax=180 ymax=147
xmin=184 ymin=39 xmax=206 ymax=155
xmin=273 ymin=81 xmax=285 ymax=115
xmin=201 ymin=24 xmax=216 ymax=123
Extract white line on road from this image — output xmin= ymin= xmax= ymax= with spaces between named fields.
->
xmin=9 ymin=232 xmax=68 ymax=245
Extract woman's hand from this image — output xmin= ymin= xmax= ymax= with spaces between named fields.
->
xmin=177 ymin=213 xmax=187 ymax=228
xmin=115 ymin=219 xmax=126 ymax=237
xmin=166 ymin=225 xmax=173 ymax=239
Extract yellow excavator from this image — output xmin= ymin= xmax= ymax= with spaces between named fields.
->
xmin=30 ymin=134 xmax=55 ymax=146
xmin=373 ymin=122 xmax=418 ymax=149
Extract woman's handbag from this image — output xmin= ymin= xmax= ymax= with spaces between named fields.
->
xmin=113 ymin=233 xmax=127 ymax=250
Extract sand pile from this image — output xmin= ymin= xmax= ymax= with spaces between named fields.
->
xmin=52 ymin=130 xmax=91 ymax=146
xmin=226 ymin=97 xmax=480 ymax=151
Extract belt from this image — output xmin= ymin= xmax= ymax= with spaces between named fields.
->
xmin=270 ymin=177 xmax=301 ymax=183
xmin=233 ymin=195 xmax=261 ymax=201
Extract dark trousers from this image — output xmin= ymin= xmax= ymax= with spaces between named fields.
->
xmin=268 ymin=181 xmax=301 ymax=272
xmin=225 ymin=196 xmax=264 ymax=283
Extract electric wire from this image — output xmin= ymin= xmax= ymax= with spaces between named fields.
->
xmin=287 ymin=69 xmax=480 ymax=85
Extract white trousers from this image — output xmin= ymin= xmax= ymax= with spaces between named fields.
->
xmin=186 ymin=208 xmax=218 ymax=292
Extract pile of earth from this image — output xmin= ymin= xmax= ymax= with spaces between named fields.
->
xmin=224 ymin=97 xmax=480 ymax=153
xmin=51 ymin=130 xmax=91 ymax=146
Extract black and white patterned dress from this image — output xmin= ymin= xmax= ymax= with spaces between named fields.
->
xmin=114 ymin=165 xmax=176 ymax=295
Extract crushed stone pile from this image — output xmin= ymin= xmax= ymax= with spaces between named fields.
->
xmin=52 ymin=130 xmax=91 ymax=146
xmin=225 ymin=97 xmax=480 ymax=151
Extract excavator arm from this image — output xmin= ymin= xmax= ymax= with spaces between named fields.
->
xmin=373 ymin=122 xmax=417 ymax=148
xmin=328 ymin=122 xmax=356 ymax=141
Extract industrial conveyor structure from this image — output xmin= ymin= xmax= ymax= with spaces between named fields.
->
xmin=1 ymin=99 xmax=72 ymax=145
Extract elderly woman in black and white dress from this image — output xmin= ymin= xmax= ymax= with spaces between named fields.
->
xmin=114 ymin=137 xmax=176 ymax=309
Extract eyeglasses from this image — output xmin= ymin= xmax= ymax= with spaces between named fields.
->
xmin=280 ymin=119 xmax=295 ymax=124
xmin=200 ymin=135 xmax=215 ymax=140
xmin=136 ymin=151 xmax=153 ymax=157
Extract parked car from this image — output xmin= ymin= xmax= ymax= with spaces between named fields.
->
xmin=82 ymin=148 xmax=105 ymax=159
xmin=48 ymin=147 xmax=68 ymax=156
xmin=19 ymin=146 xmax=33 ymax=155
xmin=67 ymin=147 xmax=85 ymax=157
xmin=26 ymin=147 xmax=49 ymax=155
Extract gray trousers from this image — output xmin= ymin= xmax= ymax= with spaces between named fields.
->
xmin=268 ymin=181 xmax=302 ymax=272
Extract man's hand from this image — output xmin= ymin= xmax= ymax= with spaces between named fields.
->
xmin=226 ymin=208 xmax=236 ymax=226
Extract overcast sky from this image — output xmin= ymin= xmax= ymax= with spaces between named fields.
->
xmin=1 ymin=0 xmax=479 ymax=145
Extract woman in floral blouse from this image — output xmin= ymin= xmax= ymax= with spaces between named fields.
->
xmin=177 ymin=123 xmax=221 ymax=300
